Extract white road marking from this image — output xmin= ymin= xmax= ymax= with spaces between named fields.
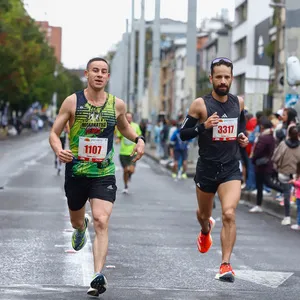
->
xmin=136 ymin=162 xmax=151 ymax=169
xmin=206 ymin=268 xmax=293 ymax=288
xmin=62 ymin=213 xmax=94 ymax=287
xmin=79 ymin=228 xmax=94 ymax=286
xmin=235 ymin=270 xmax=294 ymax=288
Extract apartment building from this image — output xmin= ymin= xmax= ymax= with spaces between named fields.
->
xmin=36 ymin=21 xmax=62 ymax=63
xmin=231 ymin=0 xmax=273 ymax=114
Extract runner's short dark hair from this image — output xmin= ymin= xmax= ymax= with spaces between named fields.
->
xmin=210 ymin=57 xmax=233 ymax=75
xmin=86 ymin=57 xmax=110 ymax=71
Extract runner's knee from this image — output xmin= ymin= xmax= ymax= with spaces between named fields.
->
xmin=222 ymin=208 xmax=236 ymax=224
xmin=70 ymin=217 xmax=85 ymax=230
xmin=93 ymin=214 xmax=110 ymax=232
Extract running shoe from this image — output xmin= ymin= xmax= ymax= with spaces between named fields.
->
xmin=71 ymin=217 xmax=88 ymax=251
xmin=88 ymin=273 xmax=107 ymax=295
xmin=197 ymin=217 xmax=215 ymax=253
xmin=87 ymin=287 xmax=99 ymax=297
xmin=122 ymin=188 xmax=129 ymax=194
xmin=215 ymin=263 xmax=235 ymax=282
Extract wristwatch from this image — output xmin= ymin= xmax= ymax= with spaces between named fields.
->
xmin=135 ymin=136 xmax=145 ymax=144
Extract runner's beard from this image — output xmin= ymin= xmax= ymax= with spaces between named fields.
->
xmin=213 ymin=84 xmax=230 ymax=96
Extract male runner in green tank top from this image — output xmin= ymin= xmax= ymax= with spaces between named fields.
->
xmin=116 ymin=112 xmax=142 ymax=194
xmin=49 ymin=57 xmax=145 ymax=296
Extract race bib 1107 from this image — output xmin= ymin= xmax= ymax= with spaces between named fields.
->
xmin=78 ymin=137 xmax=108 ymax=162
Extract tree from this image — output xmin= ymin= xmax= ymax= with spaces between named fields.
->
xmin=0 ymin=0 xmax=83 ymax=113
xmin=55 ymin=65 xmax=84 ymax=108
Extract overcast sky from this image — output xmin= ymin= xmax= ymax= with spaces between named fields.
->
xmin=23 ymin=0 xmax=235 ymax=69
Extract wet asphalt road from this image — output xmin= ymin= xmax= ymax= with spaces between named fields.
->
xmin=0 ymin=132 xmax=300 ymax=300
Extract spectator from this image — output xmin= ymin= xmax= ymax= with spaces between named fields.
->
xmin=289 ymin=163 xmax=300 ymax=230
xmin=249 ymin=117 xmax=283 ymax=213
xmin=170 ymin=122 xmax=191 ymax=179
xmin=275 ymin=107 xmax=298 ymax=144
xmin=272 ymin=125 xmax=300 ymax=225
xmin=154 ymin=121 xmax=163 ymax=158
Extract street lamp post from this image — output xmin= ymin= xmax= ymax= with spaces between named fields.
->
xmin=129 ymin=0 xmax=136 ymax=114
xmin=137 ymin=0 xmax=146 ymax=122
xmin=52 ymin=68 xmax=58 ymax=119
xmin=186 ymin=0 xmax=198 ymax=163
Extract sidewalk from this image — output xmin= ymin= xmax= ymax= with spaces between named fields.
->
xmin=145 ymin=145 xmax=298 ymax=221
xmin=0 ymin=127 xmax=32 ymax=141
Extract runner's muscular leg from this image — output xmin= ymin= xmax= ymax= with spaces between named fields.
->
xmin=128 ymin=165 xmax=135 ymax=175
xmin=217 ymin=180 xmax=241 ymax=263
xmin=123 ymin=166 xmax=130 ymax=187
xmin=196 ymin=187 xmax=215 ymax=233
xmin=173 ymin=160 xmax=178 ymax=173
xmin=90 ymin=199 xmax=113 ymax=273
xmin=69 ymin=206 xmax=86 ymax=230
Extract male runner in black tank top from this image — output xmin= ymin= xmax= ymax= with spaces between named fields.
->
xmin=180 ymin=57 xmax=248 ymax=282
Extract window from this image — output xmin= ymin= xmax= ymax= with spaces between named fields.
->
xmin=235 ymin=1 xmax=248 ymax=27
xmin=234 ymin=37 xmax=247 ymax=61
xmin=235 ymin=74 xmax=245 ymax=95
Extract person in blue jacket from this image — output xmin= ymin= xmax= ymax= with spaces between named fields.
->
xmin=170 ymin=122 xmax=192 ymax=179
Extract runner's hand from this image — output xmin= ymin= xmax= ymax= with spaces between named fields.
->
xmin=204 ymin=112 xmax=219 ymax=129
xmin=238 ymin=133 xmax=249 ymax=148
xmin=57 ymin=149 xmax=73 ymax=163
xmin=131 ymin=139 xmax=145 ymax=163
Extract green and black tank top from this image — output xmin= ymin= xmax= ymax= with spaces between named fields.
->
xmin=66 ymin=90 xmax=117 ymax=177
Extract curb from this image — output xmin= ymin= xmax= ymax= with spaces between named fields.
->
xmin=241 ymin=190 xmax=297 ymax=220
xmin=145 ymin=149 xmax=297 ymax=222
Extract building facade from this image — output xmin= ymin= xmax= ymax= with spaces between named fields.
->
xmin=36 ymin=21 xmax=62 ymax=63
xmin=231 ymin=0 xmax=273 ymax=114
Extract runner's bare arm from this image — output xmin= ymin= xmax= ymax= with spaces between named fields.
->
xmin=180 ymin=98 xmax=218 ymax=141
xmin=116 ymin=98 xmax=145 ymax=162
xmin=49 ymin=95 xmax=75 ymax=161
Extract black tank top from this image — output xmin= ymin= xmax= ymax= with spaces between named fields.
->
xmin=198 ymin=93 xmax=240 ymax=164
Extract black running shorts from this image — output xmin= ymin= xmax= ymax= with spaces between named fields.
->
xmin=119 ymin=154 xmax=136 ymax=168
xmin=174 ymin=149 xmax=188 ymax=161
xmin=194 ymin=158 xmax=242 ymax=194
xmin=64 ymin=175 xmax=117 ymax=211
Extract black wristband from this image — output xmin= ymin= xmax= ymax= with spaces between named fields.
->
xmin=135 ymin=136 xmax=145 ymax=144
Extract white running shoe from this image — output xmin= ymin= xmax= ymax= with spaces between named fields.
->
xmin=122 ymin=188 xmax=129 ymax=194
xmin=249 ymin=205 xmax=263 ymax=213
xmin=291 ymin=224 xmax=300 ymax=230
xmin=281 ymin=217 xmax=291 ymax=225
